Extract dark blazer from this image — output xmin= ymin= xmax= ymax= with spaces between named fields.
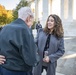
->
xmin=33 ymin=29 xmax=65 ymax=75
xmin=36 ymin=24 xmax=42 ymax=30
xmin=0 ymin=18 xmax=37 ymax=72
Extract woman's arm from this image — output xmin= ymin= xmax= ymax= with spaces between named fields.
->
xmin=48 ymin=38 xmax=65 ymax=63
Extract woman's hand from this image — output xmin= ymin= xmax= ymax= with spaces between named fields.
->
xmin=43 ymin=56 xmax=50 ymax=63
xmin=0 ymin=55 xmax=6 ymax=64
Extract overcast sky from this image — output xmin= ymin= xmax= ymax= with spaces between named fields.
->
xmin=0 ymin=0 xmax=20 ymax=10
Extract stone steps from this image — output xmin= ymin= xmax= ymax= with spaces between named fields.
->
xmin=56 ymin=72 xmax=65 ymax=75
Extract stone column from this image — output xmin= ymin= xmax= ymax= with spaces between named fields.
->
xmin=42 ymin=0 xmax=49 ymax=28
xmin=48 ymin=0 xmax=52 ymax=15
xmin=60 ymin=0 xmax=64 ymax=20
xmin=68 ymin=0 xmax=73 ymax=21
xmin=35 ymin=0 xmax=38 ymax=22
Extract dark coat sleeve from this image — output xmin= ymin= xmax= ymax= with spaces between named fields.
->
xmin=21 ymin=28 xmax=37 ymax=66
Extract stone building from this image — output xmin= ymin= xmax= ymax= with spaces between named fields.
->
xmin=30 ymin=0 xmax=76 ymax=36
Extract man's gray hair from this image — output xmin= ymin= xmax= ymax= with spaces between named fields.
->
xmin=18 ymin=7 xmax=34 ymax=21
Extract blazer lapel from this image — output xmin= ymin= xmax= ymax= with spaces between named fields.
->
xmin=41 ymin=33 xmax=48 ymax=52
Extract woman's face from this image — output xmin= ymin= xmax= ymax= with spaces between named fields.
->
xmin=47 ymin=16 xmax=55 ymax=30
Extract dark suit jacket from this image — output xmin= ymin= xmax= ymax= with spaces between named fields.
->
xmin=36 ymin=24 xmax=42 ymax=30
xmin=0 ymin=18 xmax=37 ymax=72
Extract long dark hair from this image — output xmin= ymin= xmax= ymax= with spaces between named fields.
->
xmin=44 ymin=14 xmax=64 ymax=38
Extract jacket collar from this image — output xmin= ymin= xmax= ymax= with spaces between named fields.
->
xmin=13 ymin=18 xmax=28 ymax=27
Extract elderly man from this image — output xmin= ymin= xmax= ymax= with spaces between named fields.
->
xmin=0 ymin=7 xmax=38 ymax=75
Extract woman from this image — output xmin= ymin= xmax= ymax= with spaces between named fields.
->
xmin=33 ymin=14 xmax=65 ymax=75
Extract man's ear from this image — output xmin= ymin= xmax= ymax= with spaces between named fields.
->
xmin=26 ymin=17 xmax=29 ymax=22
xmin=25 ymin=16 xmax=30 ymax=26
xmin=27 ymin=16 xmax=31 ymax=22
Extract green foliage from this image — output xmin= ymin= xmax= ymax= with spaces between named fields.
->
xmin=13 ymin=10 xmax=18 ymax=20
xmin=31 ymin=20 xmax=37 ymax=29
xmin=13 ymin=0 xmax=29 ymax=21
